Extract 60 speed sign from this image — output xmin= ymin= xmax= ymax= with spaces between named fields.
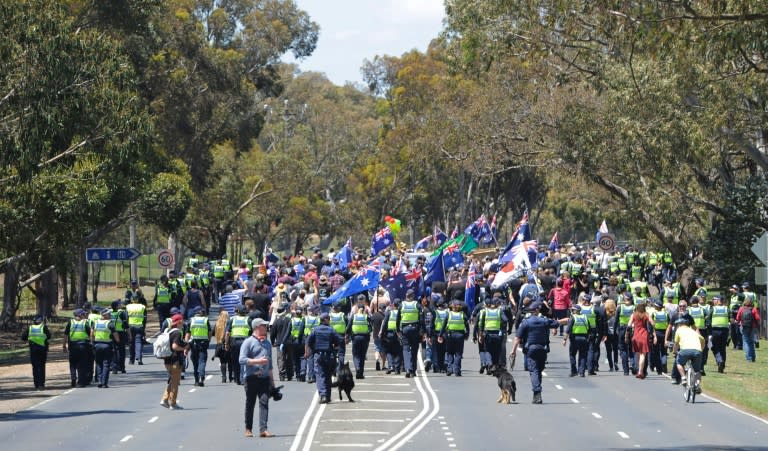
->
xmin=157 ymin=249 xmax=175 ymax=268
xmin=598 ymin=233 xmax=616 ymax=251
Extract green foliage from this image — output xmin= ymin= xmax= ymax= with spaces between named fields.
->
xmin=138 ymin=169 xmax=194 ymax=234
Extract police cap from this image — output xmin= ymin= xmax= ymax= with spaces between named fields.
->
xmin=319 ymin=312 xmax=330 ymax=321
xmin=101 ymin=308 xmax=112 ymax=316
xmin=571 ymin=304 xmax=582 ymax=312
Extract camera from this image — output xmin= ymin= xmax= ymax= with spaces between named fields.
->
xmin=270 ymin=385 xmax=284 ymax=401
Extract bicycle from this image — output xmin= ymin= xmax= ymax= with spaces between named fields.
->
xmin=683 ymin=360 xmax=701 ymax=403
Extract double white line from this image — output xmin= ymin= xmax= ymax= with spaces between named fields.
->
xmin=289 ymin=350 xmax=440 ymax=451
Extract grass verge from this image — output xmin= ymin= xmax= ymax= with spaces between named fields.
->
xmin=704 ymin=340 xmax=768 ymax=418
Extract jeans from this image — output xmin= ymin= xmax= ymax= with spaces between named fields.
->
xmin=445 ymin=333 xmax=465 ymax=375
xmin=244 ymin=375 xmax=270 ymax=433
xmin=129 ymin=327 xmax=144 ymax=363
xmin=741 ymin=327 xmax=756 ymax=361
xmin=191 ymin=340 xmax=209 ymax=382
xmin=94 ymin=343 xmax=113 ymax=386
xmin=162 ymin=362 xmax=182 ymax=405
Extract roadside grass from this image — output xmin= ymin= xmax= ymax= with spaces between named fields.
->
xmin=704 ymin=342 xmax=768 ymax=417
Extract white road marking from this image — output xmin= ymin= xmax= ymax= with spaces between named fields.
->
xmin=23 ymin=388 xmax=75 ymax=412
xmin=570 ymin=398 xmax=580 ymax=404
xmin=332 ymin=409 xmax=415 ymax=412
xmin=359 ymin=399 xmax=417 ymax=403
xmin=354 ymin=390 xmax=415 ymax=394
xmin=448 ymin=445 xmax=456 ymax=448
xmin=617 ymin=431 xmax=630 ymax=439
xmin=445 ymin=432 xmax=452 ymax=436
xmin=289 ymin=392 xmax=319 ymax=451
xmin=447 ymin=437 xmax=454 ymax=441
xmin=438 ymin=416 xmax=445 ymax=419
xmin=120 ymin=435 xmax=133 ymax=443
xmin=440 ymin=421 xmax=447 ymax=425
xmin=356 ymin=383 xmax=410 ymax=386
xmin=205 ymin=375 xmax=212 ymax=380
xmin=441 ymin=427 xmax=449 ymax=430
xmin=302 ymin=403 xmax=326 ymax=451
xmin=189 ymin=388 xmax=197 ymax=393
xmin=555 ymin=385 xmax=563 ymax=390
xmin=542 ymin=372 xmax=547 ymax=376
xmin=148 ymin=416 xmax=159 ymax=423
xmin=319 ymin=444 xmax=372 ymax=448
xmin=323 ymin=431 xmax=389 ymax=435
xmin=324 ymin=419 xmax=405 ymax=423
xmin=592 ymin=413 xmax=602 ymax=419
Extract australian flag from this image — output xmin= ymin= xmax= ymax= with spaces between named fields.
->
xmin=414 ymin=235 xmax=432 ymax=251
xmin=324 ymin=265 xmax=381 ymax=305
xmin=371 ymin=226 xmax=394 ymax=256
xmin=500 ymin=209 xmax=530 ymax=261
xmin=482 ymin=215 xmax=497 ymax=245
xmin=450 ymin=226 xmax=458 ymax=239
xmin=424 ymin=252 xmax=445 ymax=284
xmin=337 ymin=238 xmax=353 ymax=270
xmin=443 ymin=242 xmax=464 ymax=270
xmin=405 ymin=267 xmax=423 ymax=299
xmin=464 ymin=262 xmax=477 ymax=311
xmin=464 ymin=215 xmax=487 ymax=242
xmin=433 ymin=227 xmax=448 ymax=247
xmin=381 ymin=272 xmax=407 ymax=301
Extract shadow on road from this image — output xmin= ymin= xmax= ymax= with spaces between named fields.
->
xmin=611 ymin=447 xmax=768 ymax=451
xmin=1 ymin=409 xmax=135 ymax=421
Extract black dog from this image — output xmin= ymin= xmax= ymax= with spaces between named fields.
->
xmin=490 ymin=364 xmax=516 ymax=404
xmin=332 ymin=362 xmax=355 ymax=402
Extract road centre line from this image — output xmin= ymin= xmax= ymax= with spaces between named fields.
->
xmin=120 ymin=435 xmax=133 ymax=443
xmin=618 ymin=431 xmax=630 ymax=439
xmin=189 ymin=388 xmax=196 ymax=393
xmin=555 ymin=385 xmax=563 ymax=390
xmin=289 ymin=392 xmax=319 ymax=451
xmin=592 ymin=413 xmax=602 ymax=419
xmin=148 ymin=416 xmax=159 ymax=423
xmin=302 ymin=403 xmax=326 ymax=451
xmin=332 ymin=408 xmax=415 ymax=412
xmin=323 ymin=431 xmax=389 ymax=435
xmin=205 ymin=375 xmax=212 ymax=380
xmin=570 ymin=398 xmax=580 ymax=404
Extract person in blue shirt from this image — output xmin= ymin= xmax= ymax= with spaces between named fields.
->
xmin=305 ymin=313 xmax=342 ymax=404
xmin=239 ymin=317 xmax=275 ymax=438
xmin=509 ymin=301 xmax=569 ymax=404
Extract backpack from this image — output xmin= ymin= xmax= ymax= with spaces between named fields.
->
xmin=153 ymin=327 xmax=176 ymax=359
xmin=741 ymin=307 xmax=755 ymax=328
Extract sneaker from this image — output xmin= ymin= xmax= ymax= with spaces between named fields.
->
xmin=532 ymin=393 xmax=542 ymax=404
xmin=160 ymin=400 xmax=170 ymax=408
xmin=718 ymin=362 xmax=725 ymax=373
xmin=670 ymin=380 xmax=681 ymax=385
xmin=169 ymin=404 xmax=182 ymax=410
xmin=244 ymin=430 xmax=253 ymax=438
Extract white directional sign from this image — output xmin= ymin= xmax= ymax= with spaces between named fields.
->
xmin=751 ymin=231 xmax=768 ymax=265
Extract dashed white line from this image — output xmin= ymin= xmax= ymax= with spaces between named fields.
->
xmin=319 ymin=444 xmax=372 ymax=448
xmin=359 ymin=399 xmax=416 ymax=403
xmin=555 ymin=385 xmax=563 ymax=390
xmin=445 ymin=432 xmax=452 ymax=436
xmin=323 ymin=431 xmax=389 ymax=435
xmin=188 ymin=388 xmax=197 ymax=393
xmin=333 ymin=409 xmax=414 ymax=412
xmin=446 ymin=437 xmax=454 ymax=441
xmin=205 ymin=375 xmax=212 ymax=380
xmin=592 ymin=413 xmax=602 ymax=419
xmin=441 ymin=426 xmax=449 ymax=430
xmin=148 ymin=416 xmax=159 ymax=423
xmin=617 ymin=431 xmax=630 ymax=439
xmin=448 ymin=445 xmax=456 ymax=448
xmin=120 ymin=435 xmax=133 ymax=443
xmin=570 ymin=398 xmax=580 ymax=404
xmin=542 ymin=371 xmax=548 ymax=376
xmin=439 ymin=421 xmax=447 ymax=425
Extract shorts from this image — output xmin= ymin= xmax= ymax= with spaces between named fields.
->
xmin=374 ymin=338 xmax=383 ymax=353
xmin=676 ymin=349 xmax=702 ymax=372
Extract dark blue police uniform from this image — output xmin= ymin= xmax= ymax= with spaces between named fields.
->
xmin=306 ymin=319 xmax=342 ymax=403
xmin=516 ymin=311 xmax=561 ymax=402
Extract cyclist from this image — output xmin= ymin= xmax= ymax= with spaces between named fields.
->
xmin=673 ymin=317 xmax=704 ymax=391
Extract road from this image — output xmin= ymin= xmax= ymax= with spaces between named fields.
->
xmin=2 ymin=309 xmax=767 ymax=451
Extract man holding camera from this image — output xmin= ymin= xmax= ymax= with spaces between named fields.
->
xmin=239 ymin=317 xmax=277 ymax=438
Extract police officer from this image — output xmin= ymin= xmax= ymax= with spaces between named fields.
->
xmin=564 ymin=304 xmax=589 ymax=377
xmin=329 ymin=302 xmax=349 ymax=375
xmin=650 ymin=299 xmax=669 ymax=374
xmin=581 ymin=294 xmax=603 ymax=374
xmin=380 ymin=299 xmax=402 ymax=374
xmin=305 ymin=312 xmax=342 ymax=404
xmin=303 ymin=306 xmax=320 ymax=383
xmin=270 ymin=301 xmax=293 ymax=381
xmin=225 ymin=305 xmax=252 ymax=385
xmin=110 ymin=300 xmax=128 ymax=374
xmin=397 ymin=289 xmax=423 ymax=378
xmin=63 ymin=309 xmax=91 ymax=387
xmin=439 ymin=300 xmax=469 ymax=376
xmin=185 ymin=306 xmax=212 ymax=387
xmin=709 ymin=295 xmax=730 ymax=373
xmin=431 ymin=296 xmax=449 ymax=373
xmin=472 ymin=296 xmax=492 ymax=373
xmin=92 ymin=308 xmax=119 ymax=388
xmin=125 ymin=280 xmax=147 ymax=306
xmin=617 ymin=293 xmax=636 ymax=375
xmin=347 ymin=295 xmax=372 ymax=379
xmin=688 ymin=296 xmax=709 ymax=375
xmin=154 ymin=275 xmax=173 ymax=329
xmin=478 ymin=294 xmax=509 ymax=371
xmin=21 ymin=314 xmax=51 ymax=390
xmin=126 ymin=294 xmax=147 ymax=365
xmin=728 ymin=284 xmax=744 ymax=350
xmin=289 ymin=306 xmax=306 ymax=382
xmin=85 ymin=303 xmax=101 ymax=383
xmin=509 ymin=301 xmax=569 ymax=403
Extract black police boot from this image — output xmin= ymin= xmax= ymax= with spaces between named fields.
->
xmin=376 ymin=361 xmax=381 ymax=371
xmin=479 ymin=365 xmax=485 ymax=374
xmin=533 ymin=393 xmax=542 ymax=404
xmin=718 ymin=362 xmax=725 ymax=373
xmin=424 ymin=361 xmax=432 ymax=372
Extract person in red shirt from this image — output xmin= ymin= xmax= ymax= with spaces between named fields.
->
xmin=736 ymin=298 xmax=761 ymax=362
xmin=548 ymin=278 xmax=572 ymax=336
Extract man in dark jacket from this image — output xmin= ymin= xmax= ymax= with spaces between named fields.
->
xmin=270 ymin=302 xmax=293 ymax=381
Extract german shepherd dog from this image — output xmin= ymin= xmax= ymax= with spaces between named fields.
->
xmin=332 ymin=362 xmax=355 ymax=402
xmin=490 ymin=364 xmax=516 ymax=404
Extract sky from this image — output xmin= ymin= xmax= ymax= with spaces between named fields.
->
xmin=287 ymin=0 xmax=446 ymax=86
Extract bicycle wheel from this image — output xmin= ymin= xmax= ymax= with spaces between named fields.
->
xmin=685 ymin=367 xmax=693 ymax=403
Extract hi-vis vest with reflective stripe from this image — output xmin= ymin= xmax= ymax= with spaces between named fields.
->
xmin=213 ymin=265 xmax=225 ymax=278
xmin=387 ymin=310 xmax=399 ymax=330
xmin=156 ymin=285 xmax=171 ymax=304
xmin=619 ymin=304 xmax=635 ymax=326
xmin=230 ymin=316 xmax=250 ymax=338
xmin=351 ymin=313 xmax=370 ymax=334
xmin=664 ymin=287 xmax=679 ymax=304
xmin=711 ymin=306 xmax=729 ymax=327
xmin=447 ymin=311 xmax=466 ymax=332
xmin=69 ymin=319 xmax=89 ymax=341
xmin=483 ymin=308 xmax=501 ymax=331
xmin=190 ymin=316 xmax=209 ymax=340
xmin=304 ymin=316 xmax=319 ymax=336
xmin=580 ymin=305 xmax=596 ymax=329
xmin=94 ymin=319 xmax=112 ymax=342
xmin=689 ymin=307 xmax=705 ymax=329
xmin=571 ymin=314 xmax=588 ymax=335
xmin=434 ymin=309 xmax=448 ymax=331
xmin=652 ymin=310 xmax=668 ymax=330
xmin=126 ymin=304 xmax=145 ymax=326
xmin=401 ymin=301 xmax=419 ymax=323
xmin=330 ymin=312 xmax=346 ymax=333
xmin=28 ymin=324 xmax=46 ymax=346
xmin=291 ymin=317 xmax=304 ymax=338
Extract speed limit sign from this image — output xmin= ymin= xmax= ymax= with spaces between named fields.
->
xmin=158 ymin=249 xmax=175 ymax=268
xmin=598 ymin=233 xmax=616 ymax=251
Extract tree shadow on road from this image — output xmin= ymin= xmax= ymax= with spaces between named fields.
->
xmin=1 ymin=409 xmax=136 ymax=421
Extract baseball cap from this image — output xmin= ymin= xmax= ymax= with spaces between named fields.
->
xmin=170 ymin=307 xmax=180 ymax=314
xmin=730 ymin=284 xmax=740 ymax=290
xmin=251 ymin=318 xmax=268 ymax=327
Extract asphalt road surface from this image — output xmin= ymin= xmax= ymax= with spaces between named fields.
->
xmin=3 ymin=309 xmax=767 ymax=451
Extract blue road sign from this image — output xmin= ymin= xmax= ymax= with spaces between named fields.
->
xmin=86 ymin=248 xmax=142 ymax=262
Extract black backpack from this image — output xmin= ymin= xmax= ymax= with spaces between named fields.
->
xmin=741 ymin=307 xmax=754 ymax=328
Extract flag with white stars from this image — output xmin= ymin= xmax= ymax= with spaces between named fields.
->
xmin=323 ymin=265 xmax=382 ymax=305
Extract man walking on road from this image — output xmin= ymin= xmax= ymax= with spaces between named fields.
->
xmin=306 ymin=312 xmax=342 ymax=404
xmin=239 ymin=318 xmax=275 ymax=438
xmin=126 ymin=295 xmax=147 ymax=365
xmin=510 ymin=301 xmax=568 ymax=404
xmin=160 ymin=314 xmax=189 ymax=410
xmin=185 ymin=306 xmax=212 ymax=387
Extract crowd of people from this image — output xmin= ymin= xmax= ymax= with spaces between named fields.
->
xmin=21 ymin=243 xmax=763 ymax=434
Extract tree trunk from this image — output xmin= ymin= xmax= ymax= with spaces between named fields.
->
xmin=91 ymin=261 xmax=101 ymax=304
xmin=168 ymin=233 xmax=178 ymax=273
xmin=35 ymin=268 xmax=57 ymax=318
xmin=77 ymin=250 xmax=88 ymax=306
xmin=0 ymin=262 xmax=19 ymax=327
xmin=59 ymin=268 xmax=69 ymax=310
